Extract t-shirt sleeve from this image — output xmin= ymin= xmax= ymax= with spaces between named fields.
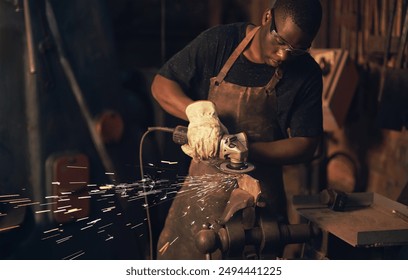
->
xmin=158 ymin=29 xmax=212 ymax=98
xmin=288 ymin=67 xmax=323 ymax=137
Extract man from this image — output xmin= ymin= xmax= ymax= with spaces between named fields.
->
xmin=151 ymin=0 xmax=323 ymax=259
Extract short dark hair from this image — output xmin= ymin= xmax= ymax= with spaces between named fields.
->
xmin=273 ymin=0 xmax=322 ymax=39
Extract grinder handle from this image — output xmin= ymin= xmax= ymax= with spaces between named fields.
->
xmin=172 ymin=125 xmax=188 ymax=145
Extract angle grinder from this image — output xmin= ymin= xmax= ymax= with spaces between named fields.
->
xmin=171 ymin=125 xmax=255 ymax=174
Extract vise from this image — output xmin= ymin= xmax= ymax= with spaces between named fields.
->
xmin=194 ymin=174 xmax=320 ymax=259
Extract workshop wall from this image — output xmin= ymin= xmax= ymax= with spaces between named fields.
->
xmin=317 ymin=0 xmax=408 ymax=204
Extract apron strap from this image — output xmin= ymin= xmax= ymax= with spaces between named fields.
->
xmin=215 ymin=26 xmax=260 ymax=85
xmin=214 ymin=26 xmax=284 ymax=92
xmin=265 ymin=67 xmax=283 ymax=95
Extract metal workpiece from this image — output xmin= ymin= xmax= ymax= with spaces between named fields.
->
xmin=217 ymin=188 xmax=255 ymax=225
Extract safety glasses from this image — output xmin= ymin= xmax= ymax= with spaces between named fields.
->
xmin=269 ymin=9 xmax=309 ymax=56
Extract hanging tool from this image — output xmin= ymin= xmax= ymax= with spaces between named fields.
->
xmin=396 ymin=1 xmax=408 ymax=68
xmin=378 ymin=0 xmax=398 ymax=102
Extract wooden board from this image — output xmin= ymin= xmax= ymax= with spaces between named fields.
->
xmin=294 ymin=192 xmax=408 ymax=247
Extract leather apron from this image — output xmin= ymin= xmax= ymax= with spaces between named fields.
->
xmin=157 ymin=26 xmax=287 ymax=260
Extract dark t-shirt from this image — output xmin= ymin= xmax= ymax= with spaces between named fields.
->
xmin=159 ymin=22 xmax=323 ymax=138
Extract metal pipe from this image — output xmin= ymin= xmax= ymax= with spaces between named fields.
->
xmin=23 ymin=0 xmax=36 ymax=74
xmin=45 ymin=0 xmax=116 ymax=181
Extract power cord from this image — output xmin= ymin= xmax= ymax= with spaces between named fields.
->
xmin=139 ymin=126 xmax=176 ymax=260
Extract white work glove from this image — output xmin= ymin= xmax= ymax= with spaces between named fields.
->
xmin=181 ymin=101 xmax=228 ymax=161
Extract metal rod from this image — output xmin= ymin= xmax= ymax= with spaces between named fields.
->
xmin=378 ymin=0 xmax=398 ymax=102
xmin=396 ymin=3 xmax=408 ymax=68
xmin=23 ymin=0 xmax=36 ymax=74
xmin=45 ymin=0 xmax=116 ymax=181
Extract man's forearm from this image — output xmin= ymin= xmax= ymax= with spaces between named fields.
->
xmin=248 ymin=136 xmax=320 ymax=165
xmin=151 ymin=74 xmax=194 ymax=121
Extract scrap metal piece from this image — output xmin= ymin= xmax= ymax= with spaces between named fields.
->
xmin=217 ymin=188 xmax=254 ymax=225
xmin=236 ymin=174 xmax=262 ymax=204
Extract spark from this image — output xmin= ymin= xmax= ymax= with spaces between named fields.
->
xmin=98 ymin=223 xmax=113 ymax=230
xmin=161 ymin=160 xmax=178 ymax=165
xmin=56 ymin=235 xmax=72 ymax=244
xmin=41 ymin=233 xmax=61 ymax=240
xmin=43 ymin=228 xmax=60 ymax=234
xmin=90 ymin=189 xmax=102 ymax=193
xmin=6 ymin=198 xmax=32 ymax=204
xmin=60 ymin=192 xmax=72 ymax=195
xmin=66 ymin=165 xmax=87 ymax=169
xmin=69 ymin=181 xmax=87 ymax=185
xmin=0 ymin=194 xmax=20 ymax=198
xmin=35 ymin=209 xmax=51 ymax=214
xmin=76 ymin=217 xmax=89 ymax=222
xmin=88 ymin=218 xmax=101 ymax=225
xmin=169 ymin=236 xmax=179 ymax=246
xmin=137 ymin=190 xmax=162 ymax=196
xmin=40 ymin=202 xmax=56 ymax=206
xmin=15 ymin=202 xmax=39 ymax=208
xmin=158 ymin=242 xmax=169 ymax=255
xmin=57 ymin=205 xmax=72 ymax=209
xmin=80 ymin=225 xmax=93 ymax=231
xmin=131 ymin=222 xmax=143 ymax=229
xmin=65 ymin=208 xmax=82 ymax=214
xmin=0 ymin=225 xmax=20 ymax=232
xmin=102 ymin=206 xmax=115 ymax=212
xmin=99 ymin=185 xmax=113 ymax=190
xmin=63 ymin=250 xmax=85 ymax=260
xmin=51 ymin=181 xmax=61 ymax=185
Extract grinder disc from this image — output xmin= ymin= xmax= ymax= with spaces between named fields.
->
xmin=219 ymin=162 xmax=255 ymax=174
